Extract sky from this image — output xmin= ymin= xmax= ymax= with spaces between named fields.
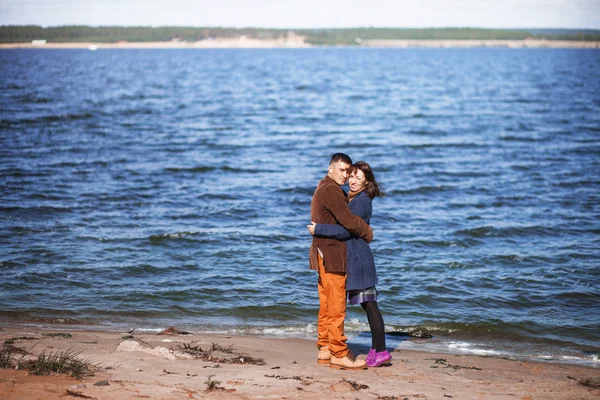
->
xmin=1 ymin=0 xmax=599 ymax=29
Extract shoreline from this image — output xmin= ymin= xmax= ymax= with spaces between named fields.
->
xmin=1 ymin=318 xmax=597 ymax=369
xmin=1 ymin=325 xmax=598 ymax=399
xmin=1 ymin=39 xmax=599 ymax=49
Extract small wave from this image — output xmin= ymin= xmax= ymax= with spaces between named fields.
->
xmin=217 ymin=207 xmax=258 ymax=219
xmin=447 ymin=341 xmax=502 ymax=356
xmin=500 ymin=135 xmax=543 ymax=142
xmin=247 ymin=233 xmax=299 ymax=243
xmin=3 ymin=83 xmax=24 ymax=90
xmin=455 ymin=226 xmax=494 ymax=238
xmin=390 ymin=185 xmax=456 ymax=195
xmin=405 ymin=239 xmax=456 ymax=248
xmin=495 ymin=195 xmax=534 ymax=202
xmin=199 ymin=193 xmax=237 ymax=200
xmin=490 ymin=254 xmax=529 ymax=263
xmin=212 ymin=126 xmax=235 ymax=132
xmin=164 ymin=166 xmax=273 ymax=174
xmin=547 ymin=291 xmax=598 ymax=304
xmin=224 ymin=305 xmax=312 ymax=320
xmin=3 ymin=168 xmax=51 ymax=177
xmin=581 ymin=125 xmax=600 ymax=133
xmin=221 ymin=166 xmax=275 ymax=173
xmin=119 ymin=93 xmax=151 ymax=101
xmin=435 ymin=170 xmax=488 ymax=178
xmin=164 ymin=166 xmax=217 ymax=173
xmin=406 ymin=142 xmax=483 ymax=149
xmin=212 ymin=324 xmax=317 ymax=337
xmin=0 ymin=310 xmax=90 ymax=325
xmin=557 ymin=180 xmax=600 ymax=188
xmin=119 ymin=108 xmax=155 ymax=116
xmin=407 ymin=129 xmax=447 ymax=136
xmin=335 ymin=142 xmax=381 ymax=149
xmin=449 ymin=202 xmax=488 ymax=209
xmin=0 ymin=260 xmax=26 ymax=270
xmin=162 ymin=146 xmax=189 ymax=154
xmin=48 ymin=161 xmax=85 ymax=168
xmin=568 ymin=146 xmax=600 ymax=156
xmin=17 ymin=94 xmax=53 ymax=104
xmin=346 ymin=94 xmax=373 ymax=101
xmin=28 ymin=193 xmax=68 ymax=201
xmin=510 ymin=164 xmax=532 ymax=171
xmin=0 ymin=205 xmax=72 ymax=214
xmin=118 ymin=264 xmax=166 ymax=277
xmin=386 ymin=324 xmax=461 ymax=335
xmin=27 ymin=113 xmax=96 ymax=123
xmin=275 ymin=187 xmax=314 ymax=195
xmin=506 ymin=98 xmax=535 ymax=104
xmin=583 ymin=350 xmax=600 ymax=363
xmin=455 ymin=225 xmax=556 ymax=238
xmin=149 ymin=231 xmax=204 ymax=243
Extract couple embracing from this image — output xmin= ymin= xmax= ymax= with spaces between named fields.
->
xmin=308 ymin=153 xmax=390 ymax=370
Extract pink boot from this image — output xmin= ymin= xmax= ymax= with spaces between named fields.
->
xmin=366 ymin=350 xmax=391 ymax=367
xmin=365 ymin=349 xmax=376 ymax=364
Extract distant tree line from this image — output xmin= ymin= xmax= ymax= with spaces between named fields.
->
xmin=1 ymin=25 xmax=599 ymax=44
xmin=302 ymin=28 xmax=600 ymax=44
xmin=0 ymin=25 xmax=284 ymax=43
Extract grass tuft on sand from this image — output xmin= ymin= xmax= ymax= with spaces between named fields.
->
xmin=1 ymin=344 xmax=100 ymax=379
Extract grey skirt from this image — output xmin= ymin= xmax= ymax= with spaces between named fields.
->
xmin=347 ymin=286 xmax=378 ymax=305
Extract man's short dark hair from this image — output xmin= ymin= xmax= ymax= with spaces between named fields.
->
xmin=329 ymin=153 xmax=352 ymax=166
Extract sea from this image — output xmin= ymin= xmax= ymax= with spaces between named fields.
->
xmin=1 ymin=48 xmax=599 ymax=367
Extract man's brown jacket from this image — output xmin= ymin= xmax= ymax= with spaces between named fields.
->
xmin=309 ymin=175 xmax=374 ymax=273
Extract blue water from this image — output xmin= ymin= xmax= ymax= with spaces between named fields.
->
xmin=1 ymin=48 xmax=599 ymax=366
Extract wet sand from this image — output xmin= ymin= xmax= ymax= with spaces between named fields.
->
xmin=0 ymin=326 xmax=598 ymax=399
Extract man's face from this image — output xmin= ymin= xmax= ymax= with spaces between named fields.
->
xmin=328 ymin=161 xmax=351 ymax=186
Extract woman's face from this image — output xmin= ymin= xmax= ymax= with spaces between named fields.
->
xmin=348 ymin=169 xmax=367 ymax=192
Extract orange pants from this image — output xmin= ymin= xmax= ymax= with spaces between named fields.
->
xmin=317 ymin=253 xmax=348 ymax=358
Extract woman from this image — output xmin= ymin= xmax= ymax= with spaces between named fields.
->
xmin=308 ymin=161 xmax=390 ymax=368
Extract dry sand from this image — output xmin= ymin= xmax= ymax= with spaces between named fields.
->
xmin=0 ymin=36 xmax=309 ymax=49
xmin=0 ymin=326 xmax=598 ymax=400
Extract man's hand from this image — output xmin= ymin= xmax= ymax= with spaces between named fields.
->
xmin=366 ymin=227 xmax=374 ymax=243
xmin=307 ymin=221 xmax=316 ymax=235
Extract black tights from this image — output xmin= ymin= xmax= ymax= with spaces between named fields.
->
xmin=361 ymin=301 xmax=386 ymax=352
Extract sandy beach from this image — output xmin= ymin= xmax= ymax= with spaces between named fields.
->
xmin=0 ymin=326 xmax=598 ymax=400
xmin=0 ymin=39 xmax=598 ymax=49
xmin=0 ymin=36 xmax=310 ymax=49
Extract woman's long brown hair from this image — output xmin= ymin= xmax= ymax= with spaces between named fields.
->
xmin=350 ymin=161 xmax=385 ymax=199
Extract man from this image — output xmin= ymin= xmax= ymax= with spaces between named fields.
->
xmin=308 ymin=153 xmax=373 ymax=370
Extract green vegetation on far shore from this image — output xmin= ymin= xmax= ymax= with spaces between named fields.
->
xmin=1 ymin=25 xmax=599 ymax=44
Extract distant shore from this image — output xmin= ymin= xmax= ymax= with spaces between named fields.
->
xmin=1 ymin=38 xmax=599 ymax=49
xmin=362 ymin=39 xmax=600 ymax=48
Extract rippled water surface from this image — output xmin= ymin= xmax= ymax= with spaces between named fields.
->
xmin=1 ymin=48 xmax=599 ymax=365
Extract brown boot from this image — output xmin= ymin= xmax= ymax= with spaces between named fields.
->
xmin=317 ymin=345 xmax=331 ymax=365
xmin=329 ymin=351 xmax=367 ymax=370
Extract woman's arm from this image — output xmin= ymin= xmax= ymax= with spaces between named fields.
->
xmin=310 ymin=194 xmax=373 ymax=240
xmin=314 ymin=223 xmax=353 ymax=240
